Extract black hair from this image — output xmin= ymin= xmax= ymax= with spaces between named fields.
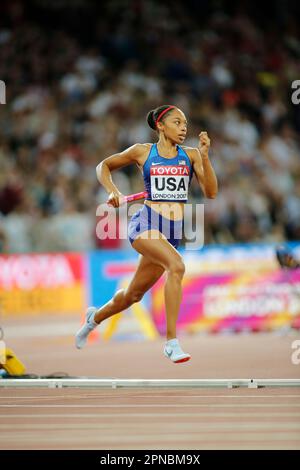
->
xmin=146 ymin=105 xmax=176 ymax=131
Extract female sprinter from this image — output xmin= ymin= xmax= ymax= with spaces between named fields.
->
xmin=75 ymin=105 xmax=218 ymax=363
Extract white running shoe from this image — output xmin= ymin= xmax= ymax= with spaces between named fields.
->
xmin=164 ymin=339 xmax=191 ymax=363
xmin=75 ymin=307 xmax=98 ymax=349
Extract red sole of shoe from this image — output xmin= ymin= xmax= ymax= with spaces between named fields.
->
xmin=174 ymin=356 xmax=191 ymax=364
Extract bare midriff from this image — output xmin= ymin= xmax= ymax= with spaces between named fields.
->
xmin=144 ymin=199 xmax=184 ymax=221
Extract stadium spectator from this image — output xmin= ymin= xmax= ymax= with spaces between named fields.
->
xmin=0 ymin=0 xmax=299 ymax=252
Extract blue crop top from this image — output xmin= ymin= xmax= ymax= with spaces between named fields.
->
xmin=142 ymin=143 xmax=193 ymax=203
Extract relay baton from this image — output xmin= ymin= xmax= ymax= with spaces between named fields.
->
xmin=107 ymin=190 xmax=148 ymax=206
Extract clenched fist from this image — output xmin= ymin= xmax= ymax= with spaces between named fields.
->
xmin=199 ymin=131 xmax=210 ymax=157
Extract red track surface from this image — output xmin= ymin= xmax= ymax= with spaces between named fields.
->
xmin=1 ymin=315 xmax=300 ymax=449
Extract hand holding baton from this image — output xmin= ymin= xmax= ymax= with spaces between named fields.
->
xmin=106 ymin=190 xmax=148 ymax=207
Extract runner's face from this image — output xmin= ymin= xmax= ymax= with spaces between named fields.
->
xmin=158 ymin=109 xmax=187 ymax=144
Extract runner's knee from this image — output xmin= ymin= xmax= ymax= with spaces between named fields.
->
xmin=168 ymin=258 xmax=185 ymax=279
xmin=124 ymin=289 xmax=144 ymax=305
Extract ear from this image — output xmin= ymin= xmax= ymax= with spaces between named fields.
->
xmin=156 ymin=121 xmax=164 ymax=132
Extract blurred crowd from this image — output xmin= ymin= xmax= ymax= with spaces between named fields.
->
xmin=0 ymin=0 xmax=300 ymax=252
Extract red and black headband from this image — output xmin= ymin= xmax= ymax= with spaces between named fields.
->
xmin=155 ymin=106 xmax=176 ymax=127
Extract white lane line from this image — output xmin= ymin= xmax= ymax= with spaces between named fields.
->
xmin=1 ymin=412 xmax=300 ymax=418
xmin=1 ymin=423 xmax=300 ymax=431
xmin=1 ymin=403 xmax=300 ymax=408
xmin=0 ymin=433 xmax=299 ymax=444
xmin=1 ymin=394 xmax=300 ymax=399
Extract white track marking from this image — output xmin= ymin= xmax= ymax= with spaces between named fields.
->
xmin=1 ymin=423 xmax=300 ymax=430
xmin=1 ymin=412 xmax=300 ymax=418
xmin=1 ymin=403 xmax=300 ymax=408
xmin=0 ymin=433 xmax=299 ymax=444
xmin=1 ymin=394 xmax=299 ymax=400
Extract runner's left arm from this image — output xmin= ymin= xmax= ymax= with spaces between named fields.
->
xmin=190 ymin=132 xmax=218 ymax=199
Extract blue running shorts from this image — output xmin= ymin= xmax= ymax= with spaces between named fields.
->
xmin=128 ymin=204 xmax=183 ymax=249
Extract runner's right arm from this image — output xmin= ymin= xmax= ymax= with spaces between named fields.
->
xmin=96 ymin=144 xmax=145 ymax=207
